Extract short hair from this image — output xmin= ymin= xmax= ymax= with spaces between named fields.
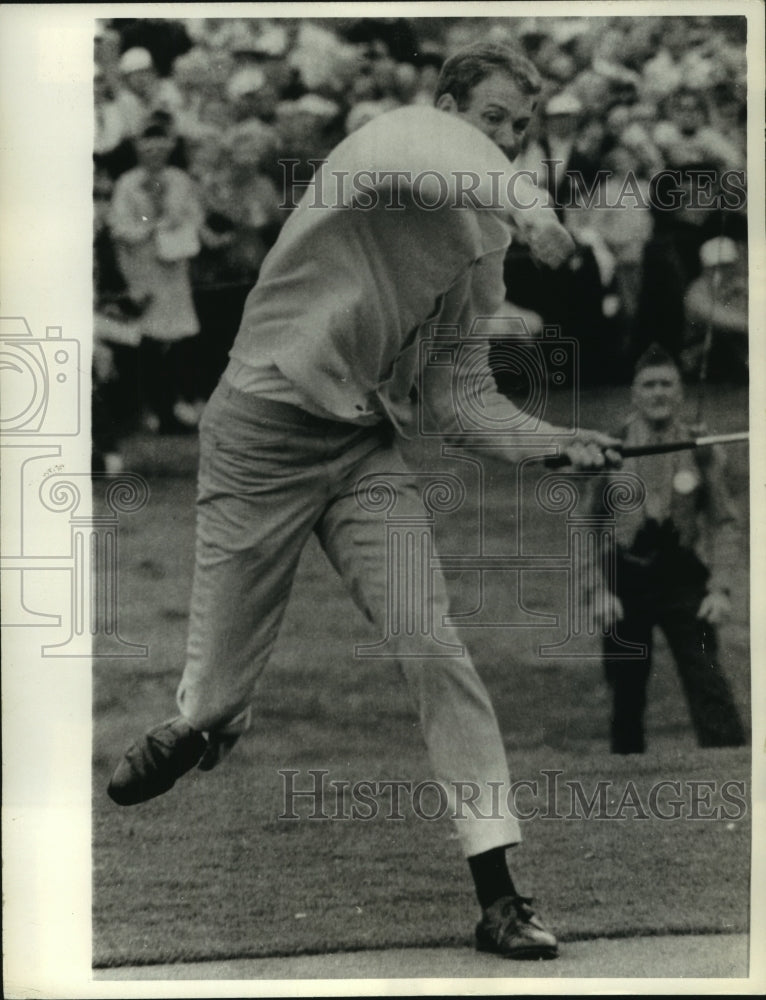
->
xmin=634 ymin=342 xmax=680 ymax=377
xmin=434 ymin=41 xmax=542 ymax=110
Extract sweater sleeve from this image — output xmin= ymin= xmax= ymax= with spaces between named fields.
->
xmin=419 ymin=333 xmax=567 ymax=465
xmin=333 ymin=107 xmax=560 ymax=242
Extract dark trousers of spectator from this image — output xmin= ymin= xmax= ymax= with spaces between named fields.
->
xmin=139 ymin=336 xmax=200 ymax=431
xmin=192 ymin=283 xmax=251 ymax=401
xmin=501 ymin=244 xmax=623 ymax=385
xmin=603 ymin=548 xmax=746 ymax=753
xmin=681 ymin=325 xmax=749 ymax=385
xmin=92 ymin=342 xmax=142 ymax=469
xmin=93 ymin=378 xmax=120 ymax=471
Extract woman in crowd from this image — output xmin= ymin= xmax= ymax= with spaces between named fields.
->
xmin=109 ymin=121 xmax=203 ymax=433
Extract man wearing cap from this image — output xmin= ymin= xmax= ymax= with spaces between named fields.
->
xmin=115 ymin=46 xmax=183 ymax=139
xmin=226 ymin=66 xmax=280 ymax=124
xmin=591 ymin=344 xmax=746 ymax=754
xmin=108 ymin=41 xmax=622 ymax=960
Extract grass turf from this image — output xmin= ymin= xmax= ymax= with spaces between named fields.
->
xmin=93 ymin=384 xmax=751 ymax=967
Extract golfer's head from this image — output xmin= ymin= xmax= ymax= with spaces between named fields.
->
xmin=632 ymin=344 xmax=683 ymax=425
xmin=434 ymin=41 xmax=541 ymax=162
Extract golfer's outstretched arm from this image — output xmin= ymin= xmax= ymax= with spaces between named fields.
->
xmin=338 ymin=106 xmax=575 ymax=269
xmin=420 ymin=336 xmax=621 ymax=470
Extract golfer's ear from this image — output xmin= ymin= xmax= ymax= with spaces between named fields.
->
xmin=436 ymin=93 xmax=458 ymax=114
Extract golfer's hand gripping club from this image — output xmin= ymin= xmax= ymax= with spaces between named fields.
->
xmin=544 ymin=431 xmax=623 ymax=471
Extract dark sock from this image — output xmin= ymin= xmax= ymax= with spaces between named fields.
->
xmin=468 ymin=847 xmax=517 ymax=910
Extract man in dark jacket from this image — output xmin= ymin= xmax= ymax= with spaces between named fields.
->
xmin=594 ymin=344 xmax=746 ymax=753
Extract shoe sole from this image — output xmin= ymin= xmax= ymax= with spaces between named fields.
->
xmin=476 ymin=927 xmax=559 ymax=960
xmin=477 ymin=939 xmax=559 ymax=960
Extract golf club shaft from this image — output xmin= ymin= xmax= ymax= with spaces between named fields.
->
xmin=543 ymin=431 xmax=748 ymax=468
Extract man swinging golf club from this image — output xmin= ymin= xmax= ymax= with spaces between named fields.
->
xmin=108 ymin=41 xmax=623 ymax=960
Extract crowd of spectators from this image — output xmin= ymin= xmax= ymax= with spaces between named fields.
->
xmin=92 ymin=15 xmax=749 ymax=469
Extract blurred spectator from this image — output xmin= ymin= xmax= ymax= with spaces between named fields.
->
xmin=92 ymin=13 xmax=748 ymax=403
xmin=411 ymin=49 xmax=445 ymax=105
xmin=639 ymin=19 xmax=687 ymax=104
xmin=95 ymin=21 xmax=122 ymax=82
xmin=583 ymin=143 xmax=653 ymax=329
xmin=709 ymin=81 xmax=747 ymax=158
xmin=92 ymin=167 xmax=149 ymax=471
xmin=109 ymin=17 xmax=193 ymax=76
xmin=634 ymin=163 xmax=724 ymax=361
xmin=287 ymin=22 xmax=366 ymax=99
xmin=94 ymin=65 xmax=135 ymax=179
xmin=617 ymin=17 xmax=663 ymax=76
xmin=226 ymin=66 xmax=280 ymax=123
xmin=190 ymin=120 xmax=284 ymax=400
xmin=275 ymin=94 xmax=344 ymax=200
xmin=557 ymin=20 xmax=598 ymax=78
xmin=171 ymin=47 xmax=226 ymax=140
xmin=653 ymin=86 xmax=743 ymax=172
xmin=224 ymin=18 xmax=290 ymax=66
xmin=197 ymin=93 xmax=237 ymax=133
xmin=610 ymin=103 xmax=664 ymax=179
xmin=570 ymin=26 xmax=640 ymax=114
xmin=591 ymin=343 xmax=746 ymax=754
xmin=345 ymin=99 xmax=398 ymax=134
xmin=109 ymin=123 xmax=203 ymax=434
xmin=517 ymin=92 xmax=605 ymax=213
xmin=511 ymin=92 xmax=618 ymax=382
xmin=146 ymin=108 xmax=190 ymax=170
xmin=341 ymin=17 xmax=420 ymax=65
xmin=114 ymin=46 xmax=184 ymax=139
xmin=683 ymin=236 xmax=748 ymax=383
xmin=640 ymin=16 xmax=744 ymax=106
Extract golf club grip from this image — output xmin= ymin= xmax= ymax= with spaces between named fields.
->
xmin=543 ymin=439 xmax=698 ymax=468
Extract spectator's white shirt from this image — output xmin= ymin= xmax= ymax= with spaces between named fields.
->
xmin=95 ymin=100 xmax=126 ymax=154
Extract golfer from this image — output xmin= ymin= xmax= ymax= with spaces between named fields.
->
xmin=109 ymin=41 xmax=620 ymax=960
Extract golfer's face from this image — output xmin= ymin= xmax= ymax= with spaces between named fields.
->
xmin=632 ymin=365 xmax=683 ymax=424
xmin=458 ymin=72 xmax=537 ymax=162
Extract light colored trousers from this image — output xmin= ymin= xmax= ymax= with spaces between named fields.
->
xmin=177 ymin=378 xmax=521 ymax=856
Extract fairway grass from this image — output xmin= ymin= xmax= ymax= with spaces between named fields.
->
xmin=93 ymin=385 xmax=750 ymax=967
